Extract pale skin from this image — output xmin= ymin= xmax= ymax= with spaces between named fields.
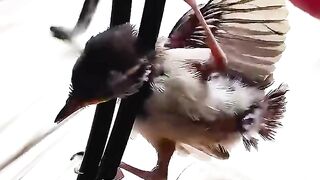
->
xmin=120 ymin=139 xmax=175 ymax=180
xmin=117 ymin=0 xmax=227 ymax=179
xmin=185 ymin=0 xmax=227 ymax=80
xmin=184 ymin=0 xmax=227 ymax=70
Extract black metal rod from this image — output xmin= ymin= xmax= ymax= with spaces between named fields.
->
xmin=76 ymin=0 xmax=132 ymax=179
xmin=95 ymin=86 xmax=147 ymax=179
xmin=95 ymin=0 xmax=166 ymax=179
xmin=50 ymin=0 xmax=100 ymax=40
xmin=110 ymin=0 xmax=132 ymax=26
xmin=137 ymin=0 xmax=167 ymax=54
xmin=72 ymin=0 xmax=100 ymax=35
xmin=76 ymin=100 xmax=116 ymax=180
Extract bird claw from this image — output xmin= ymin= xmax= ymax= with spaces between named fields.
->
xmin=188 ymin=61 xmax=216 ymax=81
xmin=74 ymin=167 xmax=84 ymax=175
xmin=120 ymin=162 xmax=166 ymax=180
xmin=70 ymin=151 xmax=84 ymax=160
xmin=114 ymin=168 xmax=125 ymax=180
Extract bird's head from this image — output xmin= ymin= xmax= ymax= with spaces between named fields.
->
xmin=55 ymin=23 xmax=151 ymax=123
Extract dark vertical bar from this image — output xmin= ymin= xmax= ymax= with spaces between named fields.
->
xmin=50 ymin=0 xmax=100 ymax=40
xmin=110 ymin=0 xmax=132 ymax=26
xmin=137 ymin=0 xmax=167 ymax=53
xmin=96 ymin=0 xmax=166 ymax=179
xmin=76 ymin=101 xmax=116 ymax=180
xmin=77 ymin=0 xmax=132 ymax=180
xmin=72 ymin=0 xmax=100 ymax=35
xmin=96 ymin=84 xmax=151 ymax=180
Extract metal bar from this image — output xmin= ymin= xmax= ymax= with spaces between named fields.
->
xmin=76 ymin=0 xmax=132 ymax=179
xmin=95 ymin=84 xmax=153 ymax=179
xmin=50 ymin=0 xmax=100 ymax=40
xmin=76 ymin=100 xmax=116 ymax=180
xmin=95 ymin=0 xmax=166 ymax=179
xmin=110 ymin=0 xmax=132 ymax=26
xmin=95 ymin=85 xmax=149 ymax=179
xmin=137 ymin=0 xmax=167 ymax=54
xmin=72 ymin=0 xmax=100 ymax=35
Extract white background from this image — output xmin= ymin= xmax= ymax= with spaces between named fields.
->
xmin=0 ymin=0 xmax=320 ymax=179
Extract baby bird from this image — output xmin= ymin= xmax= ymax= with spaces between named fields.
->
xmin=55 ymin=0 xmax=289 ymax=179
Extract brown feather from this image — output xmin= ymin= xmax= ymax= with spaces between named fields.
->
xmin=165 ymin=0 xmax=289 ymax=83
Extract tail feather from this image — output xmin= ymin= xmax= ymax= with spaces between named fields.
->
xmin=240 ymin=83 xmax=288 ymax=151
xmin=265 ymin=84 xmax=288 ymax=119
xmin=259 ymin=84 xmax=288 ymax=140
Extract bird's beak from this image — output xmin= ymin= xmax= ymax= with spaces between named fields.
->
xmin=55 ymin=97 xmax=106 ymax=124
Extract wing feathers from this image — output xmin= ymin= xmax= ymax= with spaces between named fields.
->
xmin=166 ymin=0 xmax=289 ymax=82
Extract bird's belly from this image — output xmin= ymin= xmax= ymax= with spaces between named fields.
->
xmin=136 ymin=56 xmax=265 ymax=156
xmin=135 ymin=112 xmax=241 ymax=154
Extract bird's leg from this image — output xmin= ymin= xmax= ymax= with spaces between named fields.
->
xmin=120 ymin=139 xmax=175 ymax=180
xmin=184 ymin=0 xmax=227 ymax=78
xmin=114 ymin=168 xmax=125 ymax=180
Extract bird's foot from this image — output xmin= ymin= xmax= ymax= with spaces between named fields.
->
xmin=114 ymin=168 xmax=125 ymax=180
xmin=190 ymin=61 xmax=217 ymax=81
xmin=120 ymin=162 xmax=167 ymax=180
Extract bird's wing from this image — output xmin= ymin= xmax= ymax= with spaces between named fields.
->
xmin=165 ymin=0 xmax=289 ymax=83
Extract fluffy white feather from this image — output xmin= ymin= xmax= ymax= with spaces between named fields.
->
xmin=146 ymin=48 xmax=265 ymax=122
xmin=135 ymin=48 xmax=267 ymax=158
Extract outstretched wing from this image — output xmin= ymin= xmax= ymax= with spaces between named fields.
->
xmin=165 ymin=0 xmax=289 ymax=83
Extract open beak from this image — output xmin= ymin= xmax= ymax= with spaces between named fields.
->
xmin=54 ymin=97 xmax=105 ymax=124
